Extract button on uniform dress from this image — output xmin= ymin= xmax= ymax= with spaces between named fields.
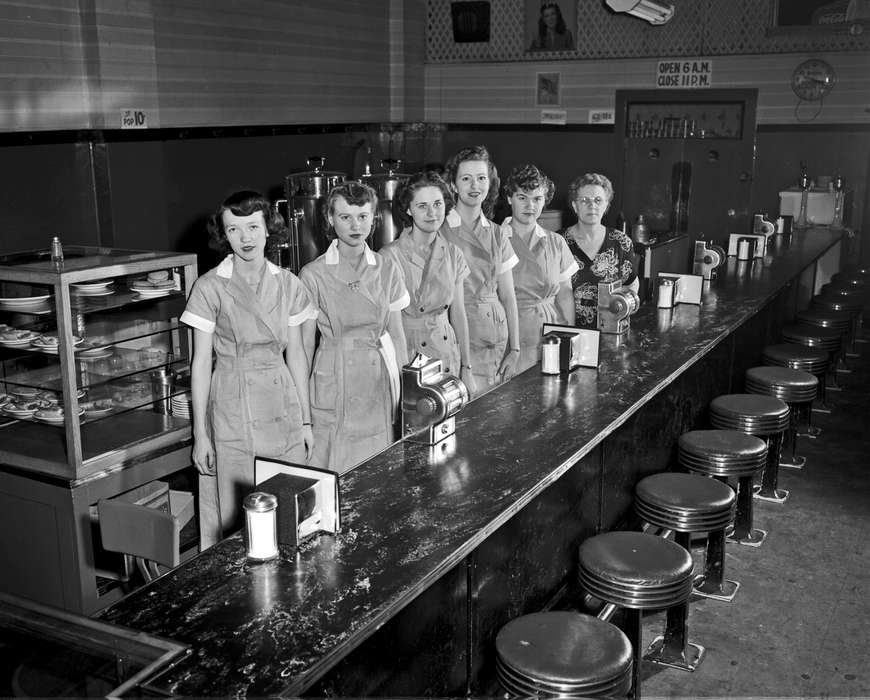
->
xmin=300 ymin=241 xmax=410 ymax=474
xmin=380 ymin=229 xmax=470 ymax=376
xmin=181 ymin=255 xmax=317 ymax=547
xmin=441 ymin=209 xmax=518 ymax=392
xmin=502 ymin=219 xmax=579 ymax=374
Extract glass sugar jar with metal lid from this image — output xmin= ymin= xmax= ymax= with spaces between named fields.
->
xmin=243 ymin=491 xmax=278 ymax=561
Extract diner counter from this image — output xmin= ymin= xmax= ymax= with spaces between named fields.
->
xmin=100 ymin=228 xmax=843 ymax=697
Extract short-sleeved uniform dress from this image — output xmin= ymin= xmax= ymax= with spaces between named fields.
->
xmin=180 ymin=255 xmax=317 ymax=547
xmin=379 ymin=229 xmax=470 ymax=375
xmin=300 ymin=241 xmax=409 ymax=474
xmin=502 ymin=218 xmax=579 ymax=373
xmin=441 ymin=209 xmax=518 ymax=393
xmin=562 ymin=226 xmax=638 ymax=329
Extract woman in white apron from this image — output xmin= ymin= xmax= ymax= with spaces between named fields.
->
xmin=301 ymin=181 xmax=409 ymax=474
xmin=441 ymin=146 xmax=520 ymax=394
xmin=501 ymin=165 xmax=577 ymax=373
xmin=380 ymin=171 xmax=476 ymax=394
xmin=182 ymin=191 xmax=317 ymax=549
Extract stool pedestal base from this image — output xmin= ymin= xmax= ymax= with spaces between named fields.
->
xmin=643 ymin=602 xmax=706 ymax=673
xmin=780 ymin=455 xmax=806 ymax=469
xmin=693 ymin=574 xmax=739 ymax=602
xmin=753 ymin=484 xmax=789 ymax=503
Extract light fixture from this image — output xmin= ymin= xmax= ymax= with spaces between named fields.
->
xmin=605 ymin=0 xmax=674 ymax=25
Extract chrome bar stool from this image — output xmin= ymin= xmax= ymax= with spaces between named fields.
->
xmin=812 ymin=294 xmax=866 ymax=356
xmin=495 ymin=611 xmax=633 ymax=698
xmin=635 ymin=472 xmax=737 ymax=602
xmin=745 ymin=366 xmax=818 ymax=469
xmin=709 ymin=394 xmax=790 ymax=504
xmin=678 ymin=430 xmax=768 ymax=547
xmin=780 ymin=322 xmax=845 ymax=391
xmin=796 ymin=307 xmax=854 ymax=374
xmin=578 ymin=531 xmax=699 ymax=695
xmin=761 ymin=343 xmax=829 ymax=432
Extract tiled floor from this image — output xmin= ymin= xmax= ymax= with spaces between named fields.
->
xmin=640 ymin=332 xmax=870 ymax=698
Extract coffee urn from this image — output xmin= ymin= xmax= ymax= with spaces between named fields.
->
xmin=282 ymin=157 xmax=345 ymax=272
xmin=361 ymin=159 xmax=410 ymax=251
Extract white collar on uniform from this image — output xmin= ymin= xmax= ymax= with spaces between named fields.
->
xmin=216 ymin=254 xmax=281 ymax=279
xmin=446 ymin=209 xmax=491 ymax=228
xmin=500 ymin=218 xmax=546 ymax=239
xmin=324 ymin=239 xmax=377 ymax=266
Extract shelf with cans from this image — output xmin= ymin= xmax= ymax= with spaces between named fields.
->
xmin=0 ymin=246 xmax=197 ymax=479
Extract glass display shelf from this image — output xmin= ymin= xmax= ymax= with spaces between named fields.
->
xmin=0 ymin=246 xmax=197 ymax=479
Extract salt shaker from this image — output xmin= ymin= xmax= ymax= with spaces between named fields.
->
xmin=243 ymin=492 xmax=278 ymax=561
xmin=541 ymin=333 xmax=560 ymax=375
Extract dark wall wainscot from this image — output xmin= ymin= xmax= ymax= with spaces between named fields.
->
xmin=1 ymin=124 xmax=867 ymax=268
xmin=99 ymin=228 xmax=843 ymax=697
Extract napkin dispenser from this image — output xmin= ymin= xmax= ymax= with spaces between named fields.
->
xmin=402 ymin=353 xmax=469 ymax=445
xmin=692 ymin=241 xmax=726 ymax=281
xmin=255 ymin=459 xmax=340 ymax=547
xmin=597 ymin=280 xmax=641 ymax=335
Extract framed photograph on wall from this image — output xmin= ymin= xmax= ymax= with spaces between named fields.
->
xmin=525 ymin=1 xmax=577 ymax=52
xmin=536 ymin=72 xmax=560 ymax=106
xmin=768 ymin=0 xmax=870 ymax=34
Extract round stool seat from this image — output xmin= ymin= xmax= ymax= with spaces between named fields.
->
xmin=819 ymin=283 xmax=868 ymax=301
xmin=762 ymin=343 xmax=829 ymax=374
xmin=496 ymin=612 xmax=633 ymax=697
xmin=578 ymin=532 xmax=694 ymax=609
xmin=678 ymin=429 xmax=768 ymax=477
xmin=831 ymin=271 xmax=868 ymax=288
xmin=710 ymin=394 xmax=790 ymax=435
xmin=795 ymin=308 xmax=852 ymax=332
xmin=812 ymin=295 xmax=864 ymax=314
xmin=745 ymin=366 xmax=818 ymax=403
xmin=780 ymin=323 xmax=843 ymax=352
xmin=636 ymin=473 xmax=735 ymax=532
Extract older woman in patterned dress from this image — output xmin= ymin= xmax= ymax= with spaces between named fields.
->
xmin=561 ymin=173 xmax=639 ymax=328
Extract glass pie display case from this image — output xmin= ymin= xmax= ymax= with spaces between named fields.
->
xmin=0 ymin=246 xmax=198 ymax=614
xmin=0 ymin=246 xmax=197 ymax=479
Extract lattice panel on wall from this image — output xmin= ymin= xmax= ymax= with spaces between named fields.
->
xmin=427 ymin=0 xmax=870 ymax=62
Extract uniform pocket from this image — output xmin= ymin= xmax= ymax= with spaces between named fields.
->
xmin=469 ymin=301 xmax=508 ymax=347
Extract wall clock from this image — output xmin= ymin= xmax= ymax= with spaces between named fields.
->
xmin=791 ymin=59 xmax=836 ymax=101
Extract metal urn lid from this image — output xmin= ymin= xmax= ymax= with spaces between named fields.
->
xmin=285 ymin=156 xmax=346 ymax=197
xmin=360 ymin=159 xmax=410 ymax=200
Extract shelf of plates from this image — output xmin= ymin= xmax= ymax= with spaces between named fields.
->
xmin=0 ymin=247 xmax=198 ymax=479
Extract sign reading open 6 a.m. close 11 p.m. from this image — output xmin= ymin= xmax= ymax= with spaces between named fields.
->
xmin=655 ymin=59 xmax=713 ymax=89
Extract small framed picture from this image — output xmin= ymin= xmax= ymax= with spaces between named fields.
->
xmin=536 ymin=72 xmax=561 ymax=106
xmin=525 ymin=1 xmax=576 ymax=53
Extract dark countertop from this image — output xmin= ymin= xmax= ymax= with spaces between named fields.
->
xmin=100 ymin=229 xmax=842 ymax=697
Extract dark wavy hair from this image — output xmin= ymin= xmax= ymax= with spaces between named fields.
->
xmin=444 ymin=145 xmax=500 ymax=218
xmin=395 ymin=171 xmax=455 ymax=229
xmin=502 ymin=164 xmax=555 ymax=206
xmin=538 ymin=3 xmax=567 ymax=40
xmin=568 ymin=172 xmax=615 ymax=203
xmin=324 ymin=180 xmax=379 ymax=240
xmin=207 ymin=190 xmax=287 ymax=256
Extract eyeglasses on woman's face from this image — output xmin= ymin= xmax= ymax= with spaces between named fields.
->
xmin=577 ymin=196 xmax=606 ymax=207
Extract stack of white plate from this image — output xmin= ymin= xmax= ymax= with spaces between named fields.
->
xmin=171 ymin=392 xmax=192 ymax=418
xmin=71 ymin=280 xmax=114 ymax=296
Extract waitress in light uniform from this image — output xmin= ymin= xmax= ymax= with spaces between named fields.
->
xmin=380 ymin=171 xmax=476 ymax=394
xmin=301 ymin=181 xmax=409 ymax=474
xmin=501 ymin=164 xmax=577 ymax=373
xmin=441 ymin=145 xmax=520 ymax=394
xmin=182 ymin=190 xmax=317 ymax=549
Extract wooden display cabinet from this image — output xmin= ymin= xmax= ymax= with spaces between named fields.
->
xmin=0 ymin=247 xmax=197 ymax=613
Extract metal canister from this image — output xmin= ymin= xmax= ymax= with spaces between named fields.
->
xmin=541 ymin=333 xmax=560 ymax=375
xmin=283 ymin=157 xmax=346 ymax=269
xmin=360 ymin=159 xmax=410 ymax=251
xmin=656 ymin=277 xmax=675 ymax=309
xmin=243 ymin=492 xmax=278 ymax=561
